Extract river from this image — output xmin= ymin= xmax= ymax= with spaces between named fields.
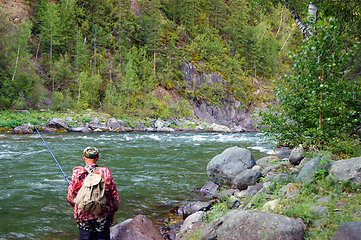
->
xmin=0 ymin=132 xmax=276 ymax=239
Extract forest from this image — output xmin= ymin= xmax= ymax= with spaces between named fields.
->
xmin=0 ymin=0 xmax=308 ymax=112
xmin=0 ymin=0 xmax=360 ymax=155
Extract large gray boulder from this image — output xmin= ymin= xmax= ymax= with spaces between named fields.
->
xmin=207 ymin=147 xmax=256 ymax=188
xmin=330 ymin=222 xmax=361 ymax=240
xmin=46 ymin=118 xmax=69 ymax=131
xmin=328 ymin=157 xmax=361 ymax=185
xmin=202 ymin=210 xmax=304 ymax=240
xmin=115 ymin=214 xmax=164 ymax=240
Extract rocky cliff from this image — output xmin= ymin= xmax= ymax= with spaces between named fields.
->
xmin=181 ymin=61 xmax=265 ymax=130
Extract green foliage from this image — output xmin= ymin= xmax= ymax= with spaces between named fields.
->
xmin=258 ymin=19 xmax=361 ymax=156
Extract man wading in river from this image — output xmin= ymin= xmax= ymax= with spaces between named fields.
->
xmin=67 ymin=147 xmax=119 ymax=240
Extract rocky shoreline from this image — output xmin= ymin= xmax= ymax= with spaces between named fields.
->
xmin=109 ymin=146 xmax=361 ymax=240
xmin=10 ymin=115 xmax=250 ymax=135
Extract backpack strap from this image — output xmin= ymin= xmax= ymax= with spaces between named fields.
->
xmin=85 ymin=166 xmax=100 ymax=174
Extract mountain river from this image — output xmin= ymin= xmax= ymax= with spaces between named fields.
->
xmin=0 ymin=132 xmax=277 ymax=239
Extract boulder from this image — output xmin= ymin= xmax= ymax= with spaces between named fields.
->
xmin=182 ymin=201 xmax=213 ymax=219
xmin=279 ymin=183 xmax=299 ymax=197
xmin=331 ymin=222 xmax=361 ymax=240
xmin=89 ymin=122 xmax=108 ymax=132
xmin=116 ymin=214 xmax=164 ymax=240
xmin=71 ymin=127 xmax=90 ymax=133
xmin=46 ymin=118 xmax=69 ymax=131
xmin=13 ymin=123 xmax=32 ymax=134
xmin=154 ymin=119 xmax=171 ymax=128
xmin=328 ymin=157 xmax=361 ymax=185
xmin=176 ymin=211 xmax=205 ymax=239
xmin=232 ymin=169 xmax=261 ymax=190
xmin=107 ymin=118 xmax=121 ymax=131
xmin=289 ymin=144 xmax=305 ymax=165
xmin=230 ymin=126 xmax=245 ymax=133
xmin=110 ymin=219 xmax=132 ymax=240
xmin=310 ymin=206 xmax=328 ymax=216
xmin=298 ymin=156 xmax=322 ymax=183
xmin=202 ymin=210 xmax=304 ymax=240
xmin=207 ymin=147 xmax=256 ymax=188
xmin=132 ymin=122 xmax=145 ymax=131
xmin=256 ymin=156 xmax=279 ymax=168
xmin=194 ymin=182 xmax=219 ymax=199
xmin=157 ymin=127 xmax=175 ymax=133
xmin=206 ymin=123 xmax=231 ymax=133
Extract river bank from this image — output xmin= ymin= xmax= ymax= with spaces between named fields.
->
xmin=0 ymin=109 xmax=253 ymax=134
xmin=111 ymin=146 xmax=361 ymax=240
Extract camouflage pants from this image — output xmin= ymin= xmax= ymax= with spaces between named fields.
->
xmin=77 ymin=215 xmax=111 ymax=240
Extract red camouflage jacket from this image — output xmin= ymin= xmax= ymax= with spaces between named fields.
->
xmin=67 ymin=164 xmax=119 ymax=222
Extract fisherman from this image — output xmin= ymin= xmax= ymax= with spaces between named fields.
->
xmin=67 ymin=146 xmax=119 ymax=240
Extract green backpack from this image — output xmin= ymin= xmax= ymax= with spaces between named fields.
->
xmin=74 ymin=167 xmax=106 ymax=215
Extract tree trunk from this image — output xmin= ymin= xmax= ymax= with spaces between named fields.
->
xmin=11 ymin=41 xmax=20 ymax=82
xmin=284 ymin=1 xmax=318 ymax=40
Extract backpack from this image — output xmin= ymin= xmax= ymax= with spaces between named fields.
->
xmin=74 ymin=167 xmax=106 ymax=215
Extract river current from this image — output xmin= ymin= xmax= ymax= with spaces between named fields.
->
xmin=0 ymin=132 xmax=275 ymax=239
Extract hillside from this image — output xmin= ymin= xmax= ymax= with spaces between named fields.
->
xmin=0 ymin=0 xmax=359 ymax=131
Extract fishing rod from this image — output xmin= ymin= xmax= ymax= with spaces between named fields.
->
xmin=34 ymin=126 xmax=70 ymax=185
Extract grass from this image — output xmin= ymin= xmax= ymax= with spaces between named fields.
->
xmin=178 ymin=158 xmax=361 ymax=240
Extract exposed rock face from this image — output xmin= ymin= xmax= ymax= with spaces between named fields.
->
xmin=206 ymin=147 xmax=258 ymax=189
xmin=181 ymin=61 xmax=260 ymax=130
xmin=202 ymin=210 xmax=305 ymax=240
xmin=329 ymin=157 xmax=361 ymax=185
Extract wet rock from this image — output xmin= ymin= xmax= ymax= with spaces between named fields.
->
xmin=207 ymin=147 xmax=256 ymax=188
xmin=202 ymin=210 xmax=304 ymax=240
xmin=331 ymin=222 xmax=361 ymax=240
xmin=328 ymin=157 xmax=361 ymax=185
xmin=13 ymin=123 xmax=32 ymax=134
xmin=289 ymin=144 xmax=305 ymax=165
xmin=116 ymin=214 xmax=164 ymax=240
